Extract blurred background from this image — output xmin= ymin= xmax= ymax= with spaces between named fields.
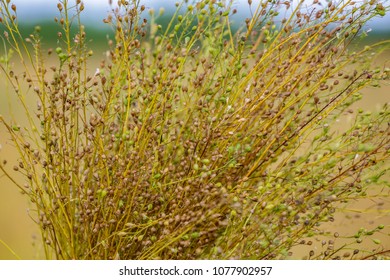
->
xmin=0 ymin=0 xmax=389 ymax=259
xmin=5 ymin=0 xmax=390 ymax=29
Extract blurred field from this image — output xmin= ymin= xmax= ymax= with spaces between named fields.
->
xmin=0 ymin=47 xmax=389 ymax=259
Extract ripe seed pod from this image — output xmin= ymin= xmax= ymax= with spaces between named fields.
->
xmin=343 ymin=252 xmax=351 ymax=258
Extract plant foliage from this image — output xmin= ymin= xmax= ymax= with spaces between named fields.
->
xmin=0 ymin=0 xmax=389 ymax=259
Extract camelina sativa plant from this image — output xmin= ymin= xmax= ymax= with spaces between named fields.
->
xmin=0 ymin=0 xmax=389 ymax=259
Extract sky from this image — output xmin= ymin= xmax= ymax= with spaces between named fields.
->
xmin=5 ymin=0 xmax=390 ymax=32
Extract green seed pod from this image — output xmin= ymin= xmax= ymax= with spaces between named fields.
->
xmin=191 ymin=232 xmax=200 ymax=239
xmin=193 ymin=163 xmax=199 ymax=171
xmin=372 ymin=239 xmax=381 ymax=244
xmin=159 ymin=7 xmax=165 ymax=16
xmin=59 ymin=53 xmax=67 ymax=61
xmin=97 ymin=189 xmax=107 ymax=199
xmin=181 ymin=234 xmax=189 ymax=240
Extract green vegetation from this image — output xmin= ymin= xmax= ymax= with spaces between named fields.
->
xmin=0 ymin=0 xmax=389 ymax=260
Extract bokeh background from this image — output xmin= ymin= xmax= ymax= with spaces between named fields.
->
xmin=0 ymin=0 xmax=389 ymax=259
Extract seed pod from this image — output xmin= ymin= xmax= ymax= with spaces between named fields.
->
xmin=372 ymin=239 xmax=381 ymax=245
xmin=343 ymin=252 xmax=351 ymax=258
